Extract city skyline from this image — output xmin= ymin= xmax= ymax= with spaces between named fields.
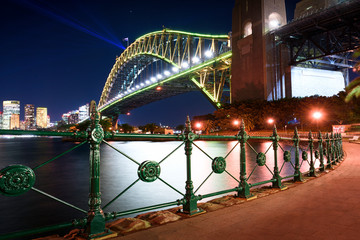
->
xmin=0 ymin=100 xmax=52 ymax=129
xmin=1 ymin=0 xmax=300 ymax=126
xmin=0 ymin=100 xmax=91 ymax=129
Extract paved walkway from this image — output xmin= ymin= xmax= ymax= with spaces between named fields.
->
xmin=116 ymin=142 xmax=360 ymax=240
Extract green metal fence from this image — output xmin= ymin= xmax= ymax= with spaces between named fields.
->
xmin=0 ymin=101 xmax=344 ymax=239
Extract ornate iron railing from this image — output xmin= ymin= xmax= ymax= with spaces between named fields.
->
xmin=0 ymin=101 xmax=344 ymax=239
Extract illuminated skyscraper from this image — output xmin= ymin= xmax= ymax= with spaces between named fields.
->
xmin=25 ymin=104 xmax=35 ymax=130
xmin=62 ymin=113 xmax=70 ymax=124
xmin=68 ymin=112 xmax=79 ymax=125
xmin=0 ymin=111 xmax=3 ymax=129
xmin=78 ymin=103 xmax=89 ymax=122
xmin=36 ymin=107 xmax=48 ymax=128
xmin=2 ymin=101 xmax=20 ymax=129
xmin=10 ymin=114 xmax=20 ymax=129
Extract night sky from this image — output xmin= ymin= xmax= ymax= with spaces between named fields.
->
xmin=1 ymin=0 xmax=300 ymax=127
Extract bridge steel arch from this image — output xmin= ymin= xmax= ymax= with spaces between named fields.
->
xmin=98 ymin=29 xmax=231 ymax=118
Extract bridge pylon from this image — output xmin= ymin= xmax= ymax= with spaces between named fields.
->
xmin=231 ymin=0 xmax=289 ymax=101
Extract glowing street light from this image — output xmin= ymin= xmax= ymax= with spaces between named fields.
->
xmin=233 ymin=120 xmax=240 ymax=126
xmin=313 ymin=111 xmax=322 ymax=120
xmin=195 ymin=122 xmax=202 ymax=129
xmin=313 ymin=111 xmax=322 ymax=130
xmin=267 ymin=118 xmax=275 ymax=125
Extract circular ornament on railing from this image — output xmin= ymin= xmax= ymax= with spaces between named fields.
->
xmin=256 ymin=153 xmax=266 ymax=166
xmin=212 ymin=157 xmax=226 ymax=174
xmin=91 ymin=127 xmax=104 ymax=143
xmin=0 ymin=165 xmax=35 ymax=196
xmin=302 ymin=151 xmax=308 ymax=160
xmin=137 ymin=161 xmax=161 ymax=182
xmin=187 ymin=132 xmax=196 ymax=141
xmin=284 ymin=151 xmax=291 ymax=162
xmin=314 ymin=150 xmax=320 ymax=159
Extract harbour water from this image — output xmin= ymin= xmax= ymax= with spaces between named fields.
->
xmin=0 ymin=137 xmax=316 ymax=235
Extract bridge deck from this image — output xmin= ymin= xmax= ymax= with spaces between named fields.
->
xmin=116 ymin=142 xmax=360 ymax=240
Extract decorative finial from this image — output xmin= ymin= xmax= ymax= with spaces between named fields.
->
xmin=241 ymin=119 xmax=245 ymax=131
xmin=293 ymin=127 xmax=298 ymax=140
xmin=185 ymin=116 xmax=192 ymax=133
xmin=272 ymin=124 xmax=278 ymax=137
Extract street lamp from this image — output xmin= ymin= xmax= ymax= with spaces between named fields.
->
xmin=313 ymin=111 xmax=322 ymax=130
xmin=195 ymin=122 xmax=202 ymax=129
xmin=267 ymin=118 xmax=275 ymax=127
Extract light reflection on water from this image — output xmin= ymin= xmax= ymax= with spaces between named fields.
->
xmin=0 ymin=138 xmax=319 ymax=234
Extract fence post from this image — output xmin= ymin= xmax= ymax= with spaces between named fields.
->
xmin=182 ymin=116 xmax=201 ymax=215
xmin=308 ymin=131 xmax=316 ymax=177
xmin=318 ymin=131 xmax=325 ymax=172
xmin=325 ymin=133 xmax=332 ymax=169
xmin=237 ymin=120 xmax=252 ymax=198
xmin=339 ymin=133 xmax=344 ymax=159
xmin=293 ymin=127 xmax=303 ymax=182
xmin=84 ymin=101 xmax=111 ymax=238
xmin=334 ymin=133 xmax=341 ymax=163
xmin=271 ymin=125 xmax=283 ymax=188
xmin=330 ymin=132 xmax=336 ymax=165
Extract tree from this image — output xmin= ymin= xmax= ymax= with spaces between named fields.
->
xmin=145 ymin=123 xmax=158 ymax=134
xmin=120 ymin=123 xmax=133 ymax=133
xmin=76 ymin=120 xmax=90 ymax=131
xmin=139 ymin=123 xmax=158 ymax=134
xmin=175 ymin=124 xmax=185 ymax=131
xmin=100 ymin=118 xmax=113 ymax=131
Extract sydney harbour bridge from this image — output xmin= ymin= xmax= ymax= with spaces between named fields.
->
xmin=98 ymin=0 xmax=360 ymax=120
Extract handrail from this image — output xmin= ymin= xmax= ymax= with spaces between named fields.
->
xmin=0 ymin=101 xmax=344 ymax=239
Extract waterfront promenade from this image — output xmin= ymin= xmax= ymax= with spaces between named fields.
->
xmin=115 ymin=142 xmax=360 ymax=240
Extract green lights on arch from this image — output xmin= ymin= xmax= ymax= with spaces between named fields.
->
xmin=136 ymin=29 xmax=230 ymax=41
xmin=190 ymin=77 xmax=222 ymax=108
xmin=99 ymin=28 xmax=232 ymax=110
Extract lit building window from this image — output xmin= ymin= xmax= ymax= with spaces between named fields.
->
xmin=268 ymin=12 xmax=283 ymax=31
xmin=244 ymin=22 xmax=252 ymax=37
